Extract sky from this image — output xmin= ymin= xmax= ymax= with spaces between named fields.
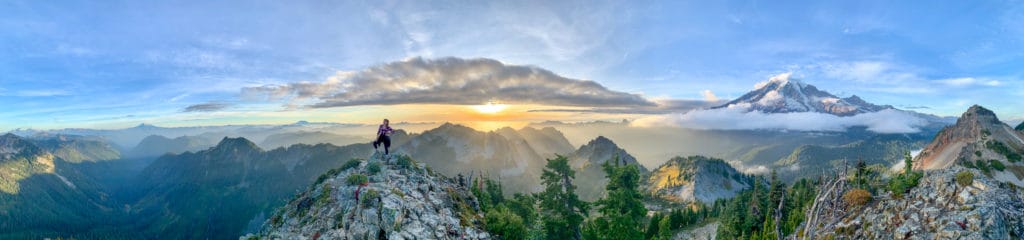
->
xmin=2 ymin=0 xmax=1023 ymax=131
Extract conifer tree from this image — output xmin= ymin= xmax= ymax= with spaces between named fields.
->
xmin=582 ymin=156 xmax=647 ymax=240
xmin=538 ymin=155 xmax=587 ymax=240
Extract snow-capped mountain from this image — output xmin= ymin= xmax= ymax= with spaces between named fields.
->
xmin=714 ymin=73 xmax=891 ymax=116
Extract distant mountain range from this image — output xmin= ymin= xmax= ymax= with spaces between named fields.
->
xmin=259 ymin=131 xmax=370 ymax=150
xmin=129 ymin=136 xmax=380 ymax=239
xmin=127 ymin=134 xmax=215 ymax=158
xmin=24 ymin=134 xmax=121 ymax=163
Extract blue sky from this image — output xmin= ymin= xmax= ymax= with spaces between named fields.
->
xmin=2 ymin=0 xmax=1023 ymax=131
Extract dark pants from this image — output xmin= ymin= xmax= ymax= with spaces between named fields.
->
xmin=373 ymin=135 xmax=391 ymax=154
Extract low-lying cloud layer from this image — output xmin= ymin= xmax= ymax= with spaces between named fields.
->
xmin=243 ymin=57 xmax=655 ymax=108
xmin=632 ymin=108 xmax=927 ymax=134
xmin=528 ymin=99 xmax=727 ymax=114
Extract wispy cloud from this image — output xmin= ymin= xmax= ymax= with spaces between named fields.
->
xmin=527 ymin=99 xmax=726 ymax=114
xmin=242 ymin=57 xmax=655 ymax=108
xmin=183 ymin=102 xmax=231 ymax=112
xmin=937 ymin=77 xmax=1002 ymax=87
xmin=0 ymin=89 xmax=72 ymax=97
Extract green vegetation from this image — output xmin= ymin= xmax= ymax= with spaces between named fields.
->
xmin=485 ymin=205 xmax=528 ymax=240
xmin=360 ymin=189 xmax=380 ymax=208
xmin=538 ymin=155 xmax=588 ymax=240
xmin=986 ymin=140 xmax=1022 ymax=163
xmin=887 ymin=152 xmax=923 ymax=198
xmin=472 ymin=176 xmax=505 ymax=213
xmin=989 ymin=160 xmax=1006 ymax=171
xmin=346 ymin=174 xmax=368 ymax=186
xmin=582 ymin=157 xmax=647 ymax=240
xmin=956 ymin=171 xmax=974 ymax=187
xmin=366 ymin=162 xmax=381 ymax=175
xmin=714 ymin=172 xmax=818 ymax=240
xmin=644 ymin=206 xmax=709 ymax=240
xmin=1016 ymin=122 xmax=1024 ymax=131
xmin=395 ymin=155 xmax=417 ymax=169
xmin=316 ymin=185 xmax=333 ymax=206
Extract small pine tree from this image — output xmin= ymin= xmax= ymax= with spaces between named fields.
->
xmin=538 ymin=155 xmax=587 ymax=240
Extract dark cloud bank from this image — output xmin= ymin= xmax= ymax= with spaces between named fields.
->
xmin=243 ymin=57 xmax=655 ymax=108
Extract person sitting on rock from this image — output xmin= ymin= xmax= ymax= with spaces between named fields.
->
xmin=373 ymin=119 xmax=394 ymax=157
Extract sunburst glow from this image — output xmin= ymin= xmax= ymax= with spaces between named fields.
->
xmin=472 ymin=102 xmax=509 ymax=114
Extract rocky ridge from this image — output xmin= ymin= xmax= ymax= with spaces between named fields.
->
xmin=247 ymin=152 xmax=490 ymax=240
xmin=831 ymin=167 xmax=1024 ymax=239
xmin=914 ymin=105 xmax=1024 ymax=185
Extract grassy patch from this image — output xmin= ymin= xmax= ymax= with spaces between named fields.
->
xmin=346 ymin=174 xmax=369 ymax=186
xmin=395 ymin=155 xmax=417 ymax=170
xmin=956 ymin=171 xmax=974 ymax=187
xmin=367 ymin=162 xmax=381 ymax=175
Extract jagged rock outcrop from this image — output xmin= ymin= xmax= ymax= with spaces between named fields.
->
xmin=914 ymin=105 xmax=1024 ymax=186
xmin=826 ymin=167 xmax=1024 ymax=239
xmin=248 ymin=152 xmax=490 ymax=239
xmin=647 ymin=156 xmax=753 ymax=203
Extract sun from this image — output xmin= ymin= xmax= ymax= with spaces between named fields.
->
xmin=472 ymin=101 xmax=509 ymax=114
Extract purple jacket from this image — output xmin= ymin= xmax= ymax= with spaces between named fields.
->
xmin=377 ymin=124 xmax=393 ymax=136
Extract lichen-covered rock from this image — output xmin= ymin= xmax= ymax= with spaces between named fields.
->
xmin=832 ymin=167 xmax=1024 ymax=240
xmin=243 ymin=152 xmax=491 ymax=240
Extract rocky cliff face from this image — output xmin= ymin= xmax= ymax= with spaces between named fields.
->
xmin=829 ymin=167 xmax=1024 ymax=239
xmin=248 ymin=152 xmax=490 ymax=240
xmin=914 ymin=105 xmax=1024 ymax=185
xmin=646 ymin=155 xmax=752 ymax=203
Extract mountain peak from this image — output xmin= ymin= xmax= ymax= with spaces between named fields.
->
xmin=958 ymin=104 xmax=1002 ymax=127
xmin=715 ymin=74 xmax=889 ymax=116
xmin=762 ymin=72 xmax=803 ymax=86
xmin=213 ymin=137 xmax=261 ymax=152
xmin=588 ymin=135 xmax=614 ymax=146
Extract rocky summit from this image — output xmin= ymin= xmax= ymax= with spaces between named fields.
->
xmin=914 ymin=105 xmax=1024 ymax=185
xmin=832 ymin=167 xmax=1024 ymax=239
xmin=246 ymin=152 xmax=490 ymax=240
